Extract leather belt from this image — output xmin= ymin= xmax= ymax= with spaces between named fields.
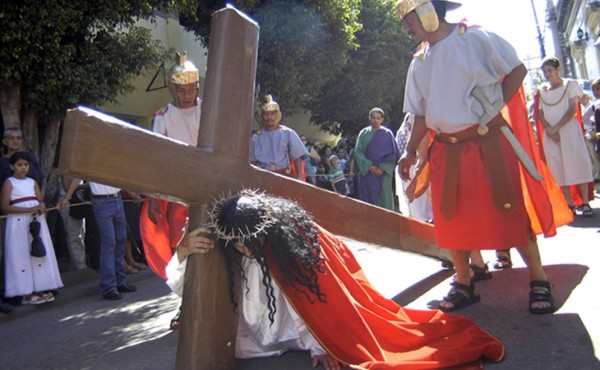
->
xmin=92 ymin=193 xmax=120 ymax=199
xmin=434 ymin=115 xmax=519 ymax=221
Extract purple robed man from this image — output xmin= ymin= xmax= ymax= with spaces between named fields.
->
xmin=354 ymin=108 xmax=399 ymax=210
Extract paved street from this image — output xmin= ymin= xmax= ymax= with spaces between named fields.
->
xmin=1 ymin=198 xmax=599 ymax=370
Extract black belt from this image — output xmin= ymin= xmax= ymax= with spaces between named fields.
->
xmin=92 ymin=193 xmax=120 ymax=199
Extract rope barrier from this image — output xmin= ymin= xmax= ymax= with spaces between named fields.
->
xmin=0 ymin=199 xmax=141 ymax=219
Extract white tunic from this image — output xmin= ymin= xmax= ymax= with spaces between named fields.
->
xmin=404 ymin=26 xmax=522 ymax=133
xmin=538 ymin=80 xmax=594 ymax=186
xmin=4 ymin=177 xmax=63 ymax=297
xmin=152 ymin=99 xmax=201 ymax=145
xmin=166 ymin=255 xmax=325 ymax=358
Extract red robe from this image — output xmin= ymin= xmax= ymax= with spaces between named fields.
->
xmin=140 ymin=199 xmax=187 ymax=280
xmin=267 ymin=224 xmax=504 ymax=369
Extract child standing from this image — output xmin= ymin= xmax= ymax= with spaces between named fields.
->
xmin=1 ymin=152 xmax=63 ymax=304
xmin=328 ymin=155 xmax=347 ymax=196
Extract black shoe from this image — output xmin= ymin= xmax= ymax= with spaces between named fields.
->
xmin=103 ymin=291 xmax=123 ymax=300
xmin=170 ymin=309 xmax=181 ymax=330
xmin=117 ymin=284 xmax=137 ymax=293
xmin=0 ymin=302 xmax=15 ymax=313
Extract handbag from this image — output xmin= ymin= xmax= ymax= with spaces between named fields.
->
xmin=29 ymin=216 xmax=47 ymax=257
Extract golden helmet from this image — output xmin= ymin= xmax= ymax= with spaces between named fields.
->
xmin=395 ymin=0 xmax=461 ymax=33
xmin=168 ymin=52 xmax=199 ymax=107
xmin=169 ymin=52 xmax=199 ymax=85
xmin=260 ymin=95 xmax=282 ymax=126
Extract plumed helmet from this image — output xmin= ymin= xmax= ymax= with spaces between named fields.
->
xmin=260 ymin=95 xmax=282 ymax=126
xmin=169 ymin=52 xmax=199 ymax=85
xmin=395 ymin=0 xmax=461 ymax=33
xmin=168 ymin=52 xmax=199 ymax=106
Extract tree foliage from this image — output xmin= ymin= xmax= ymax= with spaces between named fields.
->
xmin=309 ymin=0 xmax=414 ymax=135
xmin=0 ymin=0 xmax=186 ymax=183
xmin=180 ymin=0 xmax=361 ymax=113
xmin=180 ymin=0 xmax=413 ymax=136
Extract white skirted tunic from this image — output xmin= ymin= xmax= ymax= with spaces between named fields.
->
xmin=538 ymin=80 xmax=594 ymax=186
xmin=4 ymin=177 xmax=63 ymax=297
xmin=166 ymin=255 xmax=325 ymax=358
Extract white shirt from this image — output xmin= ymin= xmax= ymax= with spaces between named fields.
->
xmin=89 ymin=182 xmax=120 ymax=196
xmin=166 ymin=254 xmax=325 ymax=358
xmin=152 ymin=99 xmax=201 ymax=145
xmin=404 ymin=26 xmax=522 ymax=133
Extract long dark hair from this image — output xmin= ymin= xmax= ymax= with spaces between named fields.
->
xmin=212 ymin=191 xmax=326 ymax=324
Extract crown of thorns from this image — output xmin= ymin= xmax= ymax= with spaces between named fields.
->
xmin=206 ymin=189 xmax=274 ymax=243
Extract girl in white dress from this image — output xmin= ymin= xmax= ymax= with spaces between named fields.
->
xmin=1 ymin=152 xmax=63 ymax=304
xmin=538 ymin=57 xmax=595 ymax=217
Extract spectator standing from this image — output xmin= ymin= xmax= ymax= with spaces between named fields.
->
xmin=300 ymin=136 xmax=320 ymax=185
xmin=2 ymin=152 xmax=63 ymax=305
xmin=354 ymin=108 xmax=399 ymax=211
xmin=394 ymin=113 xmax=432 ymax=221
xmin=61 ymin=180 xmax=137 ymax=300
xmin=57 ymin=175 xmax=88 ymax=270
xmin=328 ymin=155 xmax=347 ymax=195
xmin=535 ymin=57 xmax=595 ymax=217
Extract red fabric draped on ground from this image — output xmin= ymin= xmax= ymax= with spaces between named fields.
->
xmin=140 ymin=199 xmax=187 ymax=279
xmin=268 ymin=225 xmax=504 ymax=369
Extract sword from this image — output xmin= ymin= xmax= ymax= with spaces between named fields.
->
xmin=471 ymin=86 xmax=543 ymax=181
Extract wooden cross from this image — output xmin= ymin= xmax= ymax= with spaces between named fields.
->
xmin=59 ymin=6 xmax=450 ymax=369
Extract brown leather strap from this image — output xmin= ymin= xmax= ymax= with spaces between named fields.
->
xmin=435 ymin=115 xmax=519 ymax=220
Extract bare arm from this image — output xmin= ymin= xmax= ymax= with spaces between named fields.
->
xmin=1 ymin=180 xmax=40 ymax=215
xmin=398 ymin=115 xmax=428 ymax=181
xmin=57 ymin=177 xmax=82 ymax=209
xmin=502 ymin=63 xmax=527 ymax=103
xmin=546 ymin=96 xmax=580 ymax=136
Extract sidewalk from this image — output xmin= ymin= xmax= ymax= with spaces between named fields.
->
xmin=0 ymin=199 xmax=599 ymax=369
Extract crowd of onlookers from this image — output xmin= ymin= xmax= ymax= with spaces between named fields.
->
xmin=0 ymin=128 xmax=147 ymax=313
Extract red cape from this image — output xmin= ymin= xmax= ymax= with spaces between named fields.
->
xmin=504 ymin=86 xmax=573 ymax=235
xmin=140 ymin=199 xmax=187 ymax=279
xmin=267 ymin=225 xmax=504 ymax=369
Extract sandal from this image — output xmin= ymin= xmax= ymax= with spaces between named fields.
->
xmin=529 ymin=280 xmax=557 ymax=314
xmin=470 ymin=263 xmax=492 ymax=281
xmin=21 ymin=294 xmax=45 ymax=305
xmin=40 ymin=292 xmax=55 ymax=303
xmin=493 ymin=249 xmax=513 ymax=270
xmin=578 ymin=203 xmax=595 ymax=218
xmin=439 ymin=282 xmax=480 ymax=313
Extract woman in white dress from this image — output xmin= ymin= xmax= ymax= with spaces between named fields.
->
xmin=1 ymin=152 xmax=63 ymax=304
xmin=537 ymin=57 xmax=595 ymax=217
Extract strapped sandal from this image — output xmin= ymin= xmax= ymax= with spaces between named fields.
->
xmin=493 ymin=249 xmax=513 ymax=270
xmin=579 ymin=203 xmax=595 ymax=218
xmin=439 ymin=282 xmax=480 ymax=313
xmin=470 ymin=263 xmax=492 ymax=281
xmin=529 ymin=280 xmax=557 ymax=315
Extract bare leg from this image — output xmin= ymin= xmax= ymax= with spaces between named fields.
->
xmin=561 ymin=186 xmax=575 ymax=206
xmin=440 ymin=250 xmax=474 ymax=311
xmin=124 ymin=241 xmax=139 ymax=274
xmin=470 ymin=250 xmax=485 ymax=267
xmin=515 ymin=240 xmax=553 ymax=311
xmin=577 ymin=183 xmax=590 ymax=204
